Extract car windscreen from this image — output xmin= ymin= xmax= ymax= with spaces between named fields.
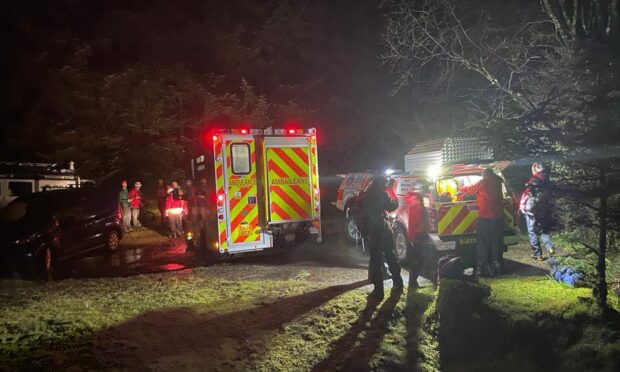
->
xmin=435 ymin=174 xmax=509 ymax=202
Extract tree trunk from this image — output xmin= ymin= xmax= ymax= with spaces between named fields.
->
xmin=596 ymin=161 xmax=609 ymax=313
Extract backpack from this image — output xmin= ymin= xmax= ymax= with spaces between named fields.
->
xmin=548 ymin=257 xmax=581 ymax=287
xmin=437 ymin=255 xmax=465 ymax=280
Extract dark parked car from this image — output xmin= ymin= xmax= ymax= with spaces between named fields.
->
xmin=0 ymin=188 xmax=123 ymax=279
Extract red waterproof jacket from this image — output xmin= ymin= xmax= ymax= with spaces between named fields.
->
xmin=459 ymin=175 xmax=503 ymax=219
xmin=519 ymin=172 xmax=545 ymax=215
xmin=128 ymin=188 xmax=143 ymax=209
xmin=165 ymin=190 xmax=188 ymax=216
xmin=404 ymin=192 xmax=427 ymax=241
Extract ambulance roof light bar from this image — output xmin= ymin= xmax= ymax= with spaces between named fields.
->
xmin=213 ymin=128 xmax=263 ymax=135
xmin=212 ymin=127 xmax=315 ymax=136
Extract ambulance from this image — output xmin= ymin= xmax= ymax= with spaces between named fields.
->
xmin=186 ymin=127 xmax=321 ymax=257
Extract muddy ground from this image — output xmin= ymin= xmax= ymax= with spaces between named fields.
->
xmin=2 ymin=204 xmax=566 ymax=371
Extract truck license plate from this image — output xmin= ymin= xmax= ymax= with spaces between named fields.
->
xmin=239 ymin=225 xmax=252 ymax=236
xmin=459 ymin=236 xmax=477 ymax=245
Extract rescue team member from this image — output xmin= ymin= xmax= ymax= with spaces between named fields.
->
xmin=156 ymin=178 xmax=168 ymax=224
xmin=459 ymin=168 xmax=504 ymax=277
xmin=129 ymin=182 xmax=143 ymax=230
xmin=195 ymin=177 xmax=210 ymax=229
xmin=357 ymin=175 xmax=403 ymax=300
xmin=166 ymin=181 xmax=188 ymax=238
xmin=520 ymin=162 xmax=555 ymax=261
xmin=119 ymin=180 xmax=132 ymax=233
xmin=404 ymin=180 xmax=430 ymax=288
xmin=185 ymin=179 xmax=197 ymax=222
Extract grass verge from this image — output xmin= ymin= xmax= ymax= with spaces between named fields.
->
xmin=0 ymin=270 xmax=439 ymax=371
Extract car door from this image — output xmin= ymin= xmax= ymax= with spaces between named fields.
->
xmin=57 ymin=200 xmax=91 ymax=257
xmin=81 ymin=193 xmax=116 ymax=248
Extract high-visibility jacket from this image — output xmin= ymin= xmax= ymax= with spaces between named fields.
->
xmin=165 ymin=191 xmax=188 ymax=216
xmin=459 ymin=175 xmax=503 ymax=219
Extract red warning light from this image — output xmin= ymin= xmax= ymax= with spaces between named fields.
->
xmin=240 ymin=129 xmax=248 ymax=134
xmin=288 ymin=129 xmax=296 ymax=135
xmin=217 ymin=194 xmax=225 ymax=202
xmin=212 ymin=135 xmax=218 ymax=142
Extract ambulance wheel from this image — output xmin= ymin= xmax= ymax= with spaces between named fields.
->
xmin=345 ymin=216 xmax=359 ymax=243
xmin=393 ymin=225 xmax=410 ymax=264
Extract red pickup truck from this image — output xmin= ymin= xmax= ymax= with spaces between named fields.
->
xmin=389 ymin=164 xmax=520 ymax=269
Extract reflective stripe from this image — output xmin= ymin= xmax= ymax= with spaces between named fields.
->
xmin=266 ymin=146 xmax=312 ymax=222
xmin=437 ymin=203 xmax=477 ymax=236
xmin=167 ymin=208 xmax=184 ymax=215
xmin=214 ymin=137 xmax=227 ymax=249
xmin=226 ymin=139 xmax=261 ymax=244
xmin=309 ymin=136 xmax=321 ymax=239
xmin=438 ymin=202 xmax=516 ymax=236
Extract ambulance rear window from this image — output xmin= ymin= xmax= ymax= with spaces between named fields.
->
xmin=231 ymin=143 xmax=251 ymax=175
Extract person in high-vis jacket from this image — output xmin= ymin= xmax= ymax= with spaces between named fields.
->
xmin=520 ymin=162 xmax=555 ymax=261
xmin=356 ymin=175 xmax=403 ymax=300
xmin=165 ymin=181 xmax=188 ymax=238
xmin=459 ymin=168 xmax=504 ymax=277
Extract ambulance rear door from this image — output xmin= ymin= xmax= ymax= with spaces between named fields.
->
xmin=219 ymin=134 xmax=272 ymax=252
xmin=263 ymin=136 xmax=315 ymax=224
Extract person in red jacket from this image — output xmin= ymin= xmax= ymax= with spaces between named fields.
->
xmin=165 ymin=181 xmax=188 ymax=238
xmin=403 ymin=180 xmax=430 ymax=288
xmin=459 ymin=168 xmax=504 ymax=277
xmin=156 ymin=178 xmax=168 ymax=224
xmin=520 ymin=163 xmax=555 ymax=260
xmin=128 ymin=181 xmax=143 ymax=230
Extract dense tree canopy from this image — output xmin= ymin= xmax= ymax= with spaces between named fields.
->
xmin=383 ymin=0 xmax=620 ymax=311
xmin=1 ymin=0 xmax=454 ymax=179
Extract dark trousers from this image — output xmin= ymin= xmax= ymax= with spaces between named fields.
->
xmin=476 ymin=217 xmax=504 ymax=270
xmin=368 ymin=222 xmax=402 ymax=290
xmin=409 ymin=232 xmax=429 ymax=285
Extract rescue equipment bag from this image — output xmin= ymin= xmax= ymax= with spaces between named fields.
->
xmin=548 ymin=257 xmax=581 ymax=287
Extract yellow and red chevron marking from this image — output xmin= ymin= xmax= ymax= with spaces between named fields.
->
xmin=213 ymin=137 xmax=227 ymax=249
xmin=226 ymin=140 xmax=261 ymax=244
xmin=437 ymin=202 xmax=478 ymax=236
xmin=309 ymin=136 xmax=321 ymax=236
xmin=267 ymin=146 xmax=312 ymax=222
xmin=310 ymin=138 xmax=319 ymax=215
